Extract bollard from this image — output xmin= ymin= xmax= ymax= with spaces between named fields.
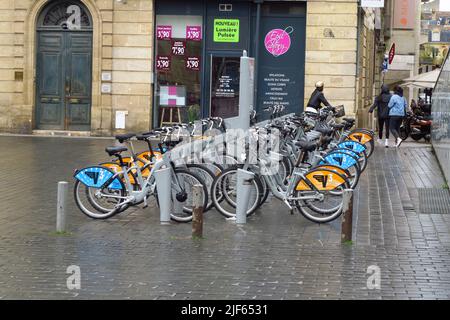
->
xmin=341 ymin=189 xmax=354 ymax=243
xmin=56 ymin=181 xmax=69 ymax=232
xmin=236 ymin=169 xmax=255 ymax=224
xmin=154 ymin=167 xmax=172 ymax=225
xmin=192 ymin=184 xmax=203 ymax=238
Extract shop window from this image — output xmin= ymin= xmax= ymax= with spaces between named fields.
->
xmin=155 ymin=15 xmax=203 ymax=125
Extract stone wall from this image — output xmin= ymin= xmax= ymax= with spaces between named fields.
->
xmin=304 ymin=0 xmax=358 ymax=116
xmin=0 ymin=0 xmax=153 ymax=135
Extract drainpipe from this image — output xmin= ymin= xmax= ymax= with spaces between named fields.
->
xmin=354 ymin=4 xmax=362 ymax=117
xmin=253 ymin=0 xmax=263 ymax=113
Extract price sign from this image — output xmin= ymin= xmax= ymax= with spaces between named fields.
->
xmin=171 ymin=41 xmax=186 ymax=56
xmin=157 ymin=25 xmax=172 ymax=40
xmin=156 ymin=56 xmax=171 ymax=71
xmin=186 ymin=26 xmax=202 ymax=41
xmin=186 ymin=57 xmax=200 ymax=71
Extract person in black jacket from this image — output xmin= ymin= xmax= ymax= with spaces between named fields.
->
xmin=369 ymin=84 xmax=392 ymax=148
xmin=307 ymin=81 xmax=334 ymax=110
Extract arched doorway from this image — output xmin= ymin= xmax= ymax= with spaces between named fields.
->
xmin=35 ymin=0 xmax=93 ymax=131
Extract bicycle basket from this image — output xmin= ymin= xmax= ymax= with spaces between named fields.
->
xmin=334 ymin=105 xmax=345 ymax=118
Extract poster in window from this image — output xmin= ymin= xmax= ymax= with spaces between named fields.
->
xmin=160 ymin=86 xmax=186 ymax=106
xmin=156 ymin=25 xmax=172 ymax=40
xmin=171 ymin=41 xmax=186 ymax=56
xmin=186 ymin=26 xmax=202 ymax=41
xmin=186 ymin=56 xmax=200 ymax=71
xmin=156 ymin=55 xmax=171 ymax=71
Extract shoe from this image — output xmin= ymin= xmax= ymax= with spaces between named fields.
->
xmin=385 ymin=139 xmax=389 ymax=148
xmin=377 ymin=139 xmax=383 ymax=145
xmin=395 ymin=138 xmax=403 ymax=148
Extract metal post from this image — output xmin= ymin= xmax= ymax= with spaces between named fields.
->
xmin=154 ymin=167 xmax=172 ymax=224
xmin=341 ymin=189 xmax=354 ymax=243
xmin=192 ymin=184 xmax=203 ymax=238
xmin=236 ymin=169 xmax=255 ymax=224
xmin=56 ymin=181 xmax=68 ymax=232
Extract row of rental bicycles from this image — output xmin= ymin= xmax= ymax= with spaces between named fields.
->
xmin=73 ymin=105 xmax=375 ymax=224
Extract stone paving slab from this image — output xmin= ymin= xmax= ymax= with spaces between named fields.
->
xmin=0 ymin=136 xmax=449 ymax=299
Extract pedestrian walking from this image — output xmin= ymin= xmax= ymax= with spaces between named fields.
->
xmin=369 ymin=84 xmax=392 ymax=148
xmin=388 ymin=85 xmax=407 ymax=148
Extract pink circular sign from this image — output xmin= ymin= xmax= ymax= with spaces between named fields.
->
xmin=264 ymin=27 xmax=293 ymax=57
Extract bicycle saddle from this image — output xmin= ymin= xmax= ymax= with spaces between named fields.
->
xmin=315 ymin=127 xmax=334 ymax=135
xmin=343 ymin=118 xmax=355 ymax=124
xmin=115 ymin=133 xmax=136 ymax=143
xmin=321 ymin=136 xmax=333 ymax=144
xmin=105 ymin=146 xmax=128 ymax=156
xmin=294 ymin=140 xmax=317 ymax=152
xmin=136 ymin=132 xmax=158 ymax=141
xmin=331 ymin=123 xmax=345 ymax=130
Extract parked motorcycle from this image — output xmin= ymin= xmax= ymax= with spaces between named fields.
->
xmin=399 ymin=112 xmax=432 ymax=142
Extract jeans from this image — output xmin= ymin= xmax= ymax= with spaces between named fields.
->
xmin=389 ymin=116 xmax=403 ymax=140
xmin=378 ymin=117 xmax=390 ymax=139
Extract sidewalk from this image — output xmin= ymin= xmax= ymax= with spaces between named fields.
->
xmin=0 ymin=136 xmax=449 ymax=299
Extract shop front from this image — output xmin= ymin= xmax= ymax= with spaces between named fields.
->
xmin=153 ymin=0 xmax=307 ymax=127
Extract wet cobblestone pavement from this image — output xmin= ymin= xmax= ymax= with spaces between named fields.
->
xmin=0 ymin=136 xmax=450 ymax=299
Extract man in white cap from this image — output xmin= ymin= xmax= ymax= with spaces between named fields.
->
xmin=306 ymin=81 xmax=334 ymax=111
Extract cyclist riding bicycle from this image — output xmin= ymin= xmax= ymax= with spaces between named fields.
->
xmin=306 ymin=81 xmax=335 ymax=113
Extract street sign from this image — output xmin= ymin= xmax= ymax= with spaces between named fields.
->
xmin=389 ymin=43 xmax=395 ymax=64
xmin=361 ymin=0 xmax=384 ymax=8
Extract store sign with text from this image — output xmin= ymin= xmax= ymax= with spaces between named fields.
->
xmin=264 ymin=27 xmax=293 ymax=57
xmin=213 ymin=19 xmax=240 ymax=43
xmin=393 ymin=0 xmax=416 ymax=29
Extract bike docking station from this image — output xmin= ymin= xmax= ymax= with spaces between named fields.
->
xmin=227 ymin=50 xmax=256 ymax=225
xmin=154 ymin=167 xmax=172 ymax=225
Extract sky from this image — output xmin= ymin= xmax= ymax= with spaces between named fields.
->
xmin=439 ymin=0 xmax=450 ymax=11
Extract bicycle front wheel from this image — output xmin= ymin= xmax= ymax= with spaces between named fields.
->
xmin=210 ymin=167 xmax=261 ymax=218
xmin=74 ymin=180 xmax=128 ymax=219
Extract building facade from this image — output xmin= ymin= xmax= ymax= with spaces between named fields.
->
xmin=0 ymin=0 xmax=367 ymax=136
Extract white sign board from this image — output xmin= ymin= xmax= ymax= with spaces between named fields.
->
xmin=101 ymin=83 xmax=111 ymax=93
xmin=361 ymin=0 xmax=384 ymax=8
xmin=115 ymin=111 xmax=128 ymax=129
xmin=102 ymin=72 xmax=112 ymax=81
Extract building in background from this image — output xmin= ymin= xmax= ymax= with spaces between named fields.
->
xmin=380 ymin=0 xmax=422 ymax=105
xmin=0 ymin=0 xmax=378 ymax=136
xmin=420 ymin=0 xmax=450 ymax=72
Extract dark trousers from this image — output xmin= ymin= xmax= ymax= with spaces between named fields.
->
xmin=389 ymin=116 xmax=403 ymax=140
xmin=378 ymin=117 xmax=389 ymax=139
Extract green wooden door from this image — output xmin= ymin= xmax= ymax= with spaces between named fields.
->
xmin=36 ymin=31 xmax=92 ymax=131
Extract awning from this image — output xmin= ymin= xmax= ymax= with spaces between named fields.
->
xmin=401 ymin=68 xmax=441 ymax=89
